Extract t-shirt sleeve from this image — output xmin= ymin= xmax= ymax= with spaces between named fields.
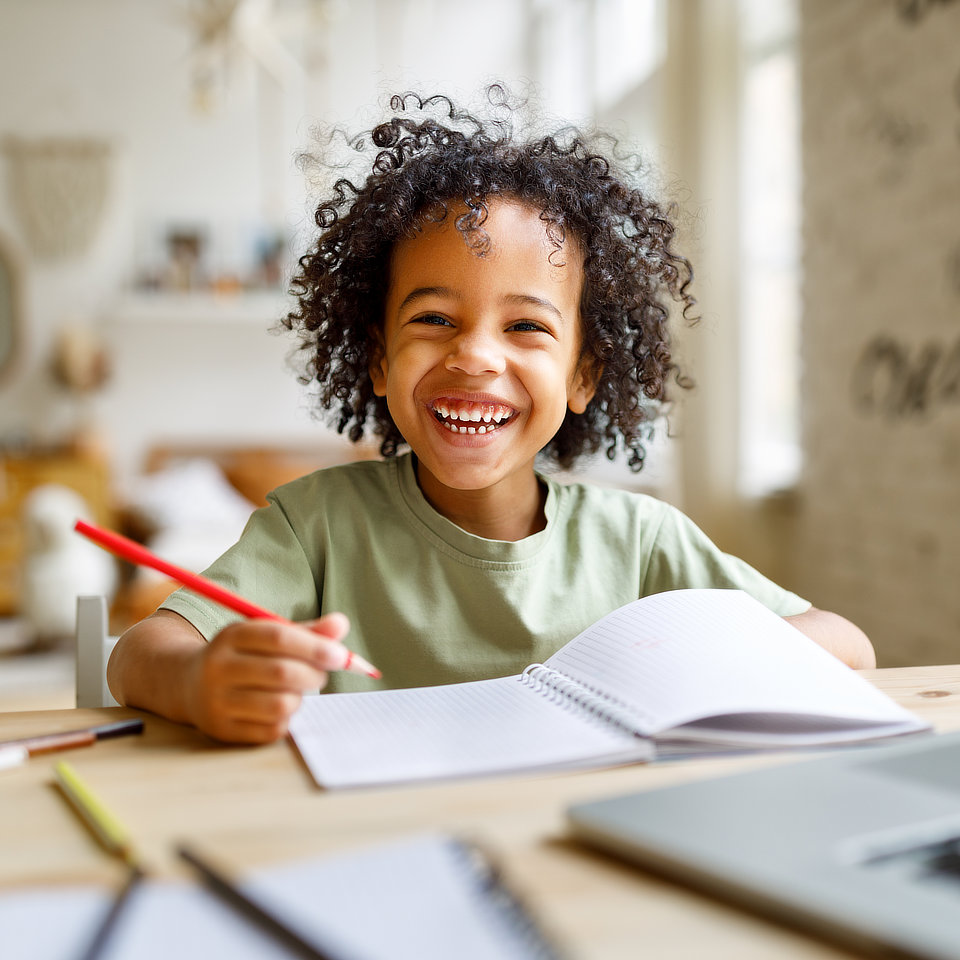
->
xmin=641 ymin=502 xmax=810 ymax=617
xmin=159 ymin=491 xmax=321 ymax=640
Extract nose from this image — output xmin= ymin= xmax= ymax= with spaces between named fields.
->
xmin=444 ymin=327 xmax=506 ymax=377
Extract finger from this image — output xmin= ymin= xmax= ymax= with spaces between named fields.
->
xmin=306 ymin=613 xmax=383 ymax=678
xmin=220 ymin=620 xmax=340 ymax=666
xmin=209 ymin=716 xmax=294 ymax=745
xmin=214 ymin=619 xmax=377 ymax=678
xmin=220 ymin=688 xmax=303 ymax=725
xmin=216 ymin=652 xmax=326 ymax=694
xmin=311 ymin=637 xmax=357 ymax=672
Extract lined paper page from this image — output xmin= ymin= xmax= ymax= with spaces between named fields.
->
xmin=544 ymin=589 xmax=924 ymax=737
xmin=289 ymin=675 xmax=650 ymax=788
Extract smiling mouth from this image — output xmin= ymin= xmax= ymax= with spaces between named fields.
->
xmin=429 ymin=400 xmax=515 ymax=435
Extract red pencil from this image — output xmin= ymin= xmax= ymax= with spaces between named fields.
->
xmin=74 ymin=518 xmax=381 ymax=679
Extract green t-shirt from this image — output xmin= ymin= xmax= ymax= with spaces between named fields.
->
xmin=161 ymin=453 xmax=808 ymax=693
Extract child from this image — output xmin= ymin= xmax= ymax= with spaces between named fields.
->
xmin=107 ymin=89 xmax=874 ymax=744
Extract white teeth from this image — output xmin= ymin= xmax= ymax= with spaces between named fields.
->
xmin=439 ymin=421 xmax=501 ymax=435
xmin=432 ymin=402 xmax=513 ymax=433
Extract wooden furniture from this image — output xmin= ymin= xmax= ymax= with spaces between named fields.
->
xmin=138 ymin=441 xmax=379 ymax=510
xmin=0 ymin=448 xmax=112 ymax=616
xmin=2 ymin=664 xmax=959 ymax=959
xmin=111 ymin=440 xmax=380 ymax=630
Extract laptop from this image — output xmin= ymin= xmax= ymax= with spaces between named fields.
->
xmin=568 ymin=730 xmax=960 ymax=960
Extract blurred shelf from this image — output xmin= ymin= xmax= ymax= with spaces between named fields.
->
xmin=105 ymin=290 xmax=293 ymax=325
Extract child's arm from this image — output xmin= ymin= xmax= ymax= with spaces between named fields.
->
xmin=106 ymin=609 xmax=352 ymax=744
xmin=784 ymin=607 xmax=876 ymax=669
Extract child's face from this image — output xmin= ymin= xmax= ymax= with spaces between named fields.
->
xmin=372 ymin=198 xmax=597 ymax=514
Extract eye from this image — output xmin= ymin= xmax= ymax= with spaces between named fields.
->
xmin=414 ymin=313 xmax=453 ymax=327
xmin=508 ymin=320 xmax=548 ymax=333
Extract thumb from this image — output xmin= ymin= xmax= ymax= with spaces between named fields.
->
xmin=303 ymin=611 xmax=350 ymax=643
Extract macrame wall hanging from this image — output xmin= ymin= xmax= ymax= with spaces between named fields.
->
xmin=3 ymin=136 xmax=113 ymax=261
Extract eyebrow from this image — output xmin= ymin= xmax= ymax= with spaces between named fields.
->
xmin=502 ymin=293 xmax=564 ymax=320
xmin=398 ymin=287 xmax=565 ymax=321
xmin=397 ymin=286 xmax=458 ymax=312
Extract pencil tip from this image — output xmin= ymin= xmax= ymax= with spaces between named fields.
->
xmin=342 ymin=648 xmax=381 ymax=679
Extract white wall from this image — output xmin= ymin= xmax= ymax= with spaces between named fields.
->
xmin=0 ymin=0 xmax=532 ymax=491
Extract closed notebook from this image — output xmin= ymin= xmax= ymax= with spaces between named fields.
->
xmin=289 ymin=589 xmax=929 ymax=789
xmin=4 ymin=833 xmax=563 ymax=960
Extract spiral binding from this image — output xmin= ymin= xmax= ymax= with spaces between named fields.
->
xmin=520 ymin=664 xmax=651 ymax=735
xmin=450 ymin=836 xmax=567 ymax=960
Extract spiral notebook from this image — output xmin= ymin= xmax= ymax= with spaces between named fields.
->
xmin=289 ymin=589 xmax=929 ymax=789
xmin=4 ymin=833 xmax=564 ymax=960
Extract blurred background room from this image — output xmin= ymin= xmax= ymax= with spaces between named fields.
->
xmin=1 ymin=0 xmax=958 ymax=709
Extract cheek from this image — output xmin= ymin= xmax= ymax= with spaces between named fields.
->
xmin=376 ymin=349 xmax=422 ymax=411
xmin=528 ymin=361 xmax=577 ymax=417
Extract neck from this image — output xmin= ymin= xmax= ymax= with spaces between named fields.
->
xmin=415 ymin=463 xmax=547 ymax=542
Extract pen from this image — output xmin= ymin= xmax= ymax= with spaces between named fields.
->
xmin=54 ymin=760 xmax=145 ymax=960
xmin=74 ymin=518 xmax=381 ymax=679
xmin=0 ymin=719 xmax=144 ymax=770
xmin=177 ymin=844 xmax=351 ymax=960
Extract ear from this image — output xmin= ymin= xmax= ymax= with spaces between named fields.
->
xmin=369 ymin=330 xmax=388 ymax=398
xmin=567 ymin=355 xmax=602 ymax=415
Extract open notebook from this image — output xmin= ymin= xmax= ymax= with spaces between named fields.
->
xmin=289 ymin=589 xmax=928 ymax=789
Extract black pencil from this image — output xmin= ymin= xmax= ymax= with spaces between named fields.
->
xmin=75 ymin=865 xmax=143 ymax=960
xmin=176 ymin=844 xmax=354 ymax=960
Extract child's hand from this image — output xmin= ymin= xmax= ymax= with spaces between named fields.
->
xmin=186 ymin=612 xmax=351 ymax=744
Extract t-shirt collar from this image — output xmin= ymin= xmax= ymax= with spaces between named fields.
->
xmin=394 ymin=452 xmax=558 ymax=563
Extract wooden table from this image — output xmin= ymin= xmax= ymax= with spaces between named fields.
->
xmin=3 ymin=664 xmax=959 ymax=959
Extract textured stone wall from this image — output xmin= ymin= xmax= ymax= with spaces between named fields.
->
xmin=796 ymin=0 xmax=960 ymax=664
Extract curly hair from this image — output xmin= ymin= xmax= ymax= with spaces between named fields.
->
xmin=283 ymin=87 xmax=695 ymax=472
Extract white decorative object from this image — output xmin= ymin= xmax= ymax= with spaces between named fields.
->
xmin=3 ymin=137 xmax=112 ymax=260
xmin=20 ymin=485 xmax=117 ymax=644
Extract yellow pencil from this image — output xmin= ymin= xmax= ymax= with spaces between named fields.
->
xmin=54 ymin=760 xmax=139 ymax=868
xmin=54 ymin=761 xmax=336 ymax=959
xmin=54 ymin=760 xmax=145 ymax=960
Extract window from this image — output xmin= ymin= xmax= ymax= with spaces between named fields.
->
xmin=738 ymin=0 xmax=801 ymax=496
